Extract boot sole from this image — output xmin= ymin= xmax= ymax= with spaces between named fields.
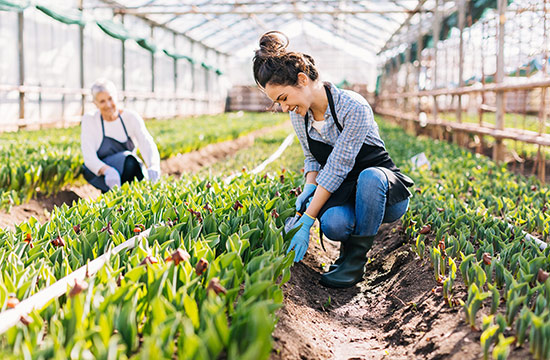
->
xmin=319 ymin=275 xmax=363 ymax=289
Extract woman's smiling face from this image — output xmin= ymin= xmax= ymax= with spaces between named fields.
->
xmin=93 ymin=91 xmax=118 ymax=120
xmin=264 ymin=73 xmax=312 ymax=116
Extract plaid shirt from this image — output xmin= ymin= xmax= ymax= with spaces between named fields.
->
xmin=290 ymin=82 xmax=385 ymax=193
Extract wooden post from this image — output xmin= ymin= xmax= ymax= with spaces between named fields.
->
xmin=493 ymin=0 xmax=507 ymax=163
xmin=477 ymin=19 xmax=487 ymax=154
xmin=416 ymin=14 xmax=423 ymax=133
xmin=455 ymin=0 xmax=467 ymax=145
xmin=17 ymin=10 xmax=25 ymax=127
xmin=432 ymin=0 xmax=441 ymax=139
xmin=79 ymin=0 xmax=85 ymax=116
xmin=537 ymin=0 xmax=548 ymax=181
xmin=404 ymin=30 xmax=411 ymax=132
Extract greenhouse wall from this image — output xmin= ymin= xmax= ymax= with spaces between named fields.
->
xmin=0 ymin=4 xmax=228 ymax=131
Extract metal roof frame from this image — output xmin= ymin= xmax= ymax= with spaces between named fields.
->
xmin=91 ymin=0 xmax=438 ymax=57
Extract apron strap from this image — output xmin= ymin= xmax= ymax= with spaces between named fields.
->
xmin=118 ymin=114 xmax=131 ymax=139
xmin=305 ymin=84 xmax=343 ymax=135
xmin=100 ymin=115 xmax=106 ymax=137
xmin=323 ymin=83 xmax=343 ymax=132
xmin=99 ymin=114 xmax=130 ymax=140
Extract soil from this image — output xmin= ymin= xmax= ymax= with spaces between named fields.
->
xmin=271 ymin=222 xmax=533 ymax=360
xmin=0 ymin=121 xmax=537 ymax=359
xmin=160 ymin=124 xmax=287 ymax=176
xmin=0 ymin=184 xmax=101 ymax=230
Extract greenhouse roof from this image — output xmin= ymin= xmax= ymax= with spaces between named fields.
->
xmin=86 ymin=0 xmax=453 ymax=57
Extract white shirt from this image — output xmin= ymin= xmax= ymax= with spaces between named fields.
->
xmin=81 ymin=109 xmax=161 ymax=176
xmin=311 ymin=118 xmax=325 ymax=134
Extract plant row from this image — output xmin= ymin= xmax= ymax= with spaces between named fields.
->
xmin=200 ymin=128 xmax=304 ymax=176
xmin=0 ymin=164 xmax=304 ymax=358
xmin=0 ymin=112 xmax=286 ymax=210
xmin=376 ymin=118 xmax=550 ymax=360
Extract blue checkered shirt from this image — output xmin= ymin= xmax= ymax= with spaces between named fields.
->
xmin=290 ymin=82 xmax=385 ymax=193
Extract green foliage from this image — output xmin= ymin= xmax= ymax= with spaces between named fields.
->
xmin=0 ymin=112 xmax=287 ymax=210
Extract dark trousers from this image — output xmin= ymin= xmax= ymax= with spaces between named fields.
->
xmin=83 ymin=156 xmax=144 ymax=193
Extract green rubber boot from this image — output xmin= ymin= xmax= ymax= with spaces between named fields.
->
xmin=320 ymin=235 xmax=375 ymax=288
xmin=328 ymin=241 xmax=348 ymax=272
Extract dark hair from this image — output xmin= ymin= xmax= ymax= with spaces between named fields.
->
xmin=253 ymin=31 xmax=319 ymax=89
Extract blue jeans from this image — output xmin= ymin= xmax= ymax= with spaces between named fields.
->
xmin=320 ymin=167 xmax=410 ymax=240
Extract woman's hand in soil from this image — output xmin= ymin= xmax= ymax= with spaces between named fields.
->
xmin=287 ymin=213 xmax=315 ymax=262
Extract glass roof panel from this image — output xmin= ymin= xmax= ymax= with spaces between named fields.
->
xmin=87 ymin=0 xmax=439 ymax=57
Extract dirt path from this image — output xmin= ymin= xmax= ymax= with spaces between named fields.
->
xmin=271 ymin=223 xmax=532 ymax=360
xmin=0 ymin=123 xmax=288 ymax=230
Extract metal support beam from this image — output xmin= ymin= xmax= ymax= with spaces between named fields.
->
xmin=121 ymin=15 xmax=127 ymax=97
xmin=204 ymin=47 xmax=210 ymax=112
xmin=100 ymin=0 xmax=229 ymax=56
xmin=79 ymin=0 xmax=85 ymax=115
xmin=17 ymin=11 xmax=25 ymax=123
xmin=306 ymin=16 xmax=380 ymax=54
xmin=151 ymin=25 xmax=155 ymax=92
xmin=190 ymin=40 xmax=196 ymax=114
xmin=196 ymin=17 xmax=248 ymax=42
xmin=88 ymin=0 xmax=423 ymax=8
xmin=119 ymin=9 xmax=430 ymax=16
xmin=379 ymin=0 xmax=428 ymax=54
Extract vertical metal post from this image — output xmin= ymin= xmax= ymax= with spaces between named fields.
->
xmin=121 ymin=15 xmax=126 ymax=104
xmin=205 ymin=47 xmax=210 ymax=113
xmin=493 ymin=0 xmax=506 ymax=162
xmin=173 ymin=32 xmax=179 ymax=115
xmin=79 ymin=0 xmax=85 ymax=115
xmin=151 ymin=25 xmax=155 ymax=93
xmin=17 ymin=10 xmax=25 ymax=125
xmin=190 ymin=40 xmax=196 ymax=114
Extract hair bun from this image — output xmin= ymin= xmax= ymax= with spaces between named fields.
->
xmin=258 ymin=31 xmax=289 ymax=56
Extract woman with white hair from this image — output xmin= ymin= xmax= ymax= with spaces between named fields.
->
xmin=81 ymin=79 xmax=161 ymax=193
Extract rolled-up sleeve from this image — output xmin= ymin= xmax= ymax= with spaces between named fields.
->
xmin=290 ymin=112 xmax=321 ymax=175
xmin=315 ymin=104 xmax=370 ymax=193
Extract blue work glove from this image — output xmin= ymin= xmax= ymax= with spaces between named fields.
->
xmin=287 ymin=213 xmax=315 ymax=262
xmin=104 ymin=167 xmax=121 ymax=189
xmin=296 ymin=183 xmax=316 ymax=212
xmin=147 ymin=168 xmax=160 ymax=183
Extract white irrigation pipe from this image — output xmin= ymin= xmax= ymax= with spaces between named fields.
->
xmin=504 ymin=218 xmax=548 ymax=251
xmin=0 ymin=133 xmax=297 ymax=333
xmin=224 ymin=133 xmax=295 ymax=184
xmin=0 ymin=228 xmax=152 ymax=334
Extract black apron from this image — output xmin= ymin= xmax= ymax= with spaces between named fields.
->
xmin=306 ymin=84 xmax=414 ymax=219
xmin=83 ymin=114 xmax=140 ymax=191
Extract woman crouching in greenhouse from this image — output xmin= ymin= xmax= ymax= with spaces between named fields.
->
xmin=253 ymin=32 xmax=414 ymax=288
xmin=80 ymin=79 xmax=161 ymax=193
